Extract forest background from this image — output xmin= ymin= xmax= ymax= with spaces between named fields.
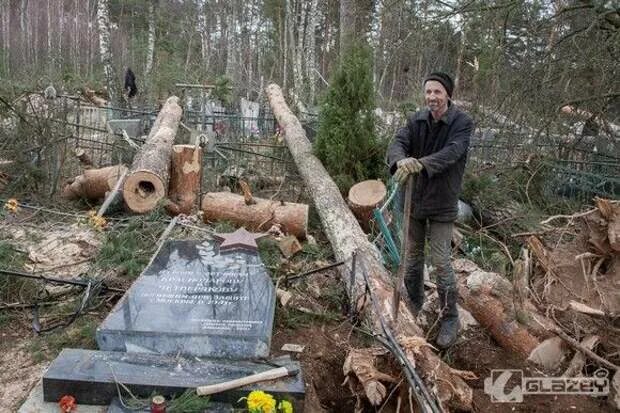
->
xmin=0 ymin=0 xmax=618 ymax=128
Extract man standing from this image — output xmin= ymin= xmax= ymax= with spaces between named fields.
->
xmin=387 ymin=72 xmax=474 ymax=348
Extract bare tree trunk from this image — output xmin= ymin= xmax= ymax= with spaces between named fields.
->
xmin=454 ymin=28 xmax=466 ymax=97
xmin=225 ymin=4 xmax=237 ymax=82
xmin=198 ymin=3 xmax=210 ymax=76
xmin=96 ymin=0 xmax=120 ymax=107
xmin=340 ymin=0 xmax=354 ymax=52
xmin=184 ymin=32 xmax=193 ymax=76
xmin=20 ymin=0 xmax=28 ymax=66
xmin=291 ymin=0 xmax=307 ymax=113
xmin=74 ymin=0 xmax=79 ymax=74
xmin=2 ymin=0 xmax=9 ymax=75
xmin=58 ymin=0 xmax=63 ymax=71
xmin=145 ymin=0 xmax=156 ymax=79
xmin=282 ymin=5 xmax=288 ymax=92
xmin=87 ymin=0 xmax=92 ymax=78
xmin=47 ymin=0 xmax=52 ymax=73
xmin=305 ymin=0 xmax=319 ymax=105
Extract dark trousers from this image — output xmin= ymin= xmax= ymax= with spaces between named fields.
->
xmin=404 ymin=218 xmax=456 ymax=308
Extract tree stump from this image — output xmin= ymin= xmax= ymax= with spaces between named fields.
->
xmin=167 ymin=144 xmax=202 ymax=215
xmin=201 ymin=192 xmax=308 ymax=239
xmin=123 ymin=96 xmax=182 ymax=213
xmin=61 ymin=165 xmax=127 ymax=201
xmin=348 ymin=180 xmax=386 ymax=232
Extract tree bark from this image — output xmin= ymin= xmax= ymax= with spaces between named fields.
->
xmin=455 ymin=261 xmax=541 ymax=360
xmin=305 ymin=0 xmax=319 ymax=104
xmin=201 ymin=192 xmax=308 ymax=239
xmin=144 ymin=0 xmax=156 ymax=80
xmin=61 ymin=164 xmax=127 ymax=201
xmin=167 ymin=144 xmax=202 ymax=215
xmin=198 ymin=2 xmax=210 ymax=76
xmin=123 ymin=96 xmax=182 ymax=213
xmin=266 ymin=83 xmax=473 ymax=411
xmin=96 ymin=0 xmax=121 ymax=107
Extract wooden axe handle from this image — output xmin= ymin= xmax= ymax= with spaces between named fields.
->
xmin=196 ymin=366 xmax=291 ymax=396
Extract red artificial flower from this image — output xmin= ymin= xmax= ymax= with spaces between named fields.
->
xmin=59 ymin=395 xmax=77 ymax=412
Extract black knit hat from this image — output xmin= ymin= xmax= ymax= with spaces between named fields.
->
xmin=424 ymin=72 xmax=454 ymax=97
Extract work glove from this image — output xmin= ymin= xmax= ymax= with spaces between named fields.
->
xmin=393 ymin=157 xmax=423 ymax=184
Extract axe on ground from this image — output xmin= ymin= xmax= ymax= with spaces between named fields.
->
xmin=196 ymin=364 xmax=300 ymax=396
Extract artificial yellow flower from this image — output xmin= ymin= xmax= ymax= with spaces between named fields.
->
xmin=278 ymin=400 xmax=293 ymax=413
xmin=246 ymin=390 xmax=276 ymax=413
xmin=4 ymin=198 xmax=19 ymax=213
xmin=87 ymin=210 xmax=107 ymax=231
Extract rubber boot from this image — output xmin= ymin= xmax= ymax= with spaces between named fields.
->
xmin=436 ymin=287 xmax=460 ymax=349
xmin=404 ymin=269 xmax=425 ymax=314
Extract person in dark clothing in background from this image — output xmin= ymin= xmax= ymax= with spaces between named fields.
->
xmin=387 ymin=72 xmax=474 ymax=348
xmin=124 ymin=68 xmax=138 ymax=99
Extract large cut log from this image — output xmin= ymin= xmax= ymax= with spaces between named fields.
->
xmin=453 ymin=259 xmax=541 ymax=360
xmin=61 ymin=165 xmax=127 ymax=201
xmin=167 ymin=144 xmax=202 ymax=215
xmin=201 ymin=192 xmax=308 ymax=239
xmin=123 ymin=96 xmax=182 ymax=213
xmin=348 ymin=179 xmax=386 ymax=232
xmin=266 ymin=83 xmax=473 ymax=411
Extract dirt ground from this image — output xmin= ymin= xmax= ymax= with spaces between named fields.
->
xmin=0 ymin=323 xmax=47 ymax=412
xmin=449 ymin=328 xmax=615 ymax=413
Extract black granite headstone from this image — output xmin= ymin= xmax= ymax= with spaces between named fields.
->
xmin=96 ymin=240 xmax=275 ymax=358
xmin=43 ymin=349 xmax=304 ymax=411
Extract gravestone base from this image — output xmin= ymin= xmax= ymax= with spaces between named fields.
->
xmin=43 ymin=349 xmax=304 ymax=411
xmin=96 ymin=331 xmax=270 ymax=359
xmin=107 ymin=398 xmax=234 ymax=412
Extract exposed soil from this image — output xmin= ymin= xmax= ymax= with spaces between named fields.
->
xmin=448 ymin=327 xmax=616 ymax=413
xmin=0 ymin=321 xmax=47 ymax=412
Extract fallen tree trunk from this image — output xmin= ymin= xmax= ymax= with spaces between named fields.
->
xmin=201 ymin=192 xmax=308 ymax=239
xmin=266 ymin=83 xmax=473 ymax=411
xmin=167 ymin=144 xmax=202 ymax=215
xmin=61 ymin=164 xmax=127 ymax=201
xmin=453 ymin=259 xmax=541 ymax=360
xmin=123 ymin=96 xmax=182 ymax=213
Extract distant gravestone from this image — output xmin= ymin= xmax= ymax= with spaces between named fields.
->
xmin=96 ymin=238 xmax=276 ymax=358
xmin=107 ymin=119 xmax=142 ymax=138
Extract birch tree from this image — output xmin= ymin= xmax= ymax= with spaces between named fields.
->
xmin=96 ymin=0 xmax=121 ymax=107
xmin=305 ymin=0 xmax=319 ymax=105
xmin=145 ymin=0 xmax=157 ymax=79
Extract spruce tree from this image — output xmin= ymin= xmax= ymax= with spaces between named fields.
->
xmin=314 ymin=44 xmax=384 ymax=193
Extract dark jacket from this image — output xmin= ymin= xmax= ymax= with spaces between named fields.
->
xmin=387 ymin=103 xmax=474 ymax=222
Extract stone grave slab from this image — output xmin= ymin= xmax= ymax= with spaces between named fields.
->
xmin=43 ymin=349 xmax=304 ymax=411
xmin=96 ymin=240 xmax=275 ymax=358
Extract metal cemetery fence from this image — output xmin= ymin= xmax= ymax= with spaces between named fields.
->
xmin=0 ymin=93 xmax=301 ymax=202
xmin=468 ymin=129 xmax=620 ymax=202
